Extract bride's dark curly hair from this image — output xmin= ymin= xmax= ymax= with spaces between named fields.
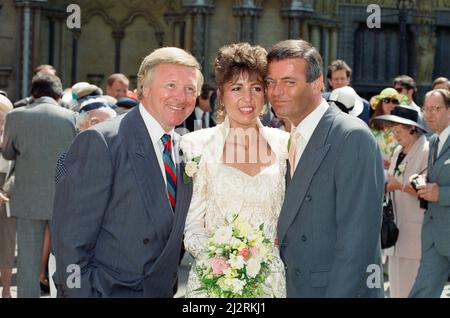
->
xmin=214 ymin=42 xmax=268 ymax=124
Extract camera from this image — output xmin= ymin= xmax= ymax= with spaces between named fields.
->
xmin=411 ymin=175 xmax=427 ymax=191
xmin=410 ymin=175 xmax=428 ymax=209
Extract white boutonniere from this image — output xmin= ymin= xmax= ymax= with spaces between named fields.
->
xmin=183 ymin=155 xmax=201 ymax=184
xmin=395 ymin=162 xmax=406 ymax=177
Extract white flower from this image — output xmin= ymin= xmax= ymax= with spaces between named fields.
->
xmin=230 ymin=237 xmax=243 ymax=249
xmin=185 ymin=161 xmax=199 ymax=177
xmin=222 ymin=267 xmax=237 ymax=278
xmin=396 ymin=162 xmax=406 ymax=176
xmin=248 ymin=231 xmax=264 ymax=246
xmin=228 ymin=254 xmax=245 ymax=270
xmin=234 ymin=219 xmax=252 ymax=237
xmin=250 ymin=242 xmax=270 ymax=262
xmin=217 ymin=277 xmax=232 ymax=292
xmin=246 ymin=258 xmax=261 ymax=278
xmin=212 ymin=226 xmax=233 ymax=245
xmin=231 ymin=278 xmax=245 ymax=294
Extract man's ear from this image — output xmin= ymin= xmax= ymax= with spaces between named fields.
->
xmin=313 ymin=74 xmax=324 ymax=92
xmin=142 ymin=85 xmax=150 ymax=98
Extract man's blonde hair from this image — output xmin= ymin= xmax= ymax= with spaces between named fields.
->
xmin=137 ymin=47 xmax=204 ymax=100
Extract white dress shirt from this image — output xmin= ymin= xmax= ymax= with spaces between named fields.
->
xmin=139 ymin=104 xmax=179 ymax=186
xmin=194 ymin=107 xmax=210 ymax=129
xmin=292 ymin=98 xmax=329 ymax=167
xmin=438 ymin=124 xmax=450 ymax=156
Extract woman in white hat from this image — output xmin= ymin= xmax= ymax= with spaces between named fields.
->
xmin=0 ymin=94 xmax=15 ymax=298
xmin=374 ymin=105 xmax=429 ymax=298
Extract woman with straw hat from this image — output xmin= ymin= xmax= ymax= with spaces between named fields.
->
xmin=374 ymin=105 xmax=429 ymax=297
xmin=369 ymin=88 xmax=409 ymax=170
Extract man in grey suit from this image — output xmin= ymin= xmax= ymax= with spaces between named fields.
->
xmin=266 ymin=40 xmax=385 ymax=297
xmin=51 ymin=47 xmax=203 ymax=297
xmin=1 ymin=74 xmax=76 ymax=298
xmin=409 ymin=89 xmax=450 ymax=297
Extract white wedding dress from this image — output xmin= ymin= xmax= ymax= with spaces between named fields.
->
xmin=180 ymin=117 xmax=289 ymax=298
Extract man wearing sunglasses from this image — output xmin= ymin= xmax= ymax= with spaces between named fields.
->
xmin=393 ymin=75 xmax=419 ymax=110
xmin=409 ymin=89 xmax=450 ymax=298
xmin=393 ymin=75 xmax=428 ymax=131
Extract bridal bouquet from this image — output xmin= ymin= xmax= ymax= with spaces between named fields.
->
xmin=194 ymin=214 xmax=273 ymax=298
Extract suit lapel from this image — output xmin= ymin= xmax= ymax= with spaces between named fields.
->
xmin=285 ymin=159 xmax=291 ymax=188
xmin=278 ymin=107 xmax=336 ymax=243
xmin=430 ymin=134 xmax=450 ymax=180
xmin=126 ymin=108 xmax=174 ymax=239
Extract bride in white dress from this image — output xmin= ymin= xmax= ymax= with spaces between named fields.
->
xmin=180 ymin=43 xmax=289 ymax=298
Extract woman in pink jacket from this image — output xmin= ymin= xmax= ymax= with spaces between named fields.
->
xmin=375 ymin=105 xmax=429 ymax=298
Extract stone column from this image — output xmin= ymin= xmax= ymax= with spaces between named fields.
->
xmin=15 ymin=0 xmax=50 ymax=98
xmin=15 ymin=1 xmax=33 ymax=98
xmin=232 ymin=1 xmax=263 ymax=44
xmin=310 ymin=24 xmax=321 ymax=50
xmin=70 ymin=29 xmax=81 ymax=84
xmin=182 ymin=0 xmax=214 ymax=75
xmin=112 ymin=29 xmax=125 ymax=73
xmin=281 ymin=0 xmax=314 ymax=39
xmin=321 ymin=27 xmax=330 ymax=72
xmin=330 ymin=28 xmax=338 ymax=62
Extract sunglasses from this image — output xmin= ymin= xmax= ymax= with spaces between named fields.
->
xmin=382 ymin=97 xmax=399 ymax=104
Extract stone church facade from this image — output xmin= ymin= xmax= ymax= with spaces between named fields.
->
xmin=1 ymin=0 xmax=449 ymax=102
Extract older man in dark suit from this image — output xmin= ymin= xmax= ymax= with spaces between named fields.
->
xmin=52 ymin=47 xmax=203 ymax=297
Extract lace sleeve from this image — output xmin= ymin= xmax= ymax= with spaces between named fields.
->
xmin=184 ymin=158 xmax=209 ymax=260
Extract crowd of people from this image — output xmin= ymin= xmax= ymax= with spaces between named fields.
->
xmin=0 ymin=38 xmax=449 ymax=298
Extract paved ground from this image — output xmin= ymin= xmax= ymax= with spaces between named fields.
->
xmin=2 ymin=252 xmax=450 ymax=298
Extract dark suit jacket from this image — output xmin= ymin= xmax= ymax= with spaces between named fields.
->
xmin=51 ymin=107 xmax=193 ymax=297
xmin=279 ymin=106 xmax=385 ymax=298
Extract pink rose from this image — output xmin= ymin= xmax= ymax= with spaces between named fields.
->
xmin=238 ymin=246 xmax=249 ymax=260
xmin=210 ymin=257 xmax=229 ymax=276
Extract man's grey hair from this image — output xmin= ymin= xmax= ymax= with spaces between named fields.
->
xmin=267 ymin=39 xmax=323 ymax=83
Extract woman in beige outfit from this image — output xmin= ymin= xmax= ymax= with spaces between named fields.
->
xmin=376 ymin=105 xmax=429 ymax=298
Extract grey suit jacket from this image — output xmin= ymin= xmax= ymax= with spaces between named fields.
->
xmin=421 ymin=133 xmax=450 ymax=256
xmin=51 ymin=107 xmax=193 ymax=298
xmin=278 ymin=106 xmax=385 ymax=298
xmin=1 ymin=97 xmax=76 ymax=220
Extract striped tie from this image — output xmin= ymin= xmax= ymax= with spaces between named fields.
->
xmin=161 ymin=134 xmax=176 ymax=211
